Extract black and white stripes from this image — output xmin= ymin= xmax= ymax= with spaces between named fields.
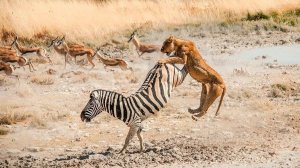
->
xmin=81 ymin=63 xmax=187 ymax=125
xmin=80 ymin=63 xmax=187 ymax=153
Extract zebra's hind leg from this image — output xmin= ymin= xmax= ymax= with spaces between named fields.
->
xmin=137 ymin=126 xmax=144 ymax=153
xmin=119 ymin=126 xmax=138 ymax=154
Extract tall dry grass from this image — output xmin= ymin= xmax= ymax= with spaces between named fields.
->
xmin=1 ymin=0 xmax=300 ymax=44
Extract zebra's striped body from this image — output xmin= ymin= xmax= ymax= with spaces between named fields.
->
xmin=81 ymin=63 xmax=187 ymax=153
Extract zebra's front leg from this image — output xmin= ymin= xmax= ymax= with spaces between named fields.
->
xmin=119 ymin=126 xmax=138 ymax=154
xmin=137 ymin=126 xmax=144 ymax=153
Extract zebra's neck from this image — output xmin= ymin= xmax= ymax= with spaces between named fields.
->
xmin=98 ymin=90 xmax=130 ymax=123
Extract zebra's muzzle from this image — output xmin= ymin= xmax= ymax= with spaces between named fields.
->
xmin=80 ymin=112 xmax=91 ymax=122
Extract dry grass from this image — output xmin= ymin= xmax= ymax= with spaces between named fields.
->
xmin=31 ymin=75 xmax=54 ymax=85
xmin=0 ymin=111 xmax=30 ymax=125
xmin=0 ymin=127 xmax=9 ymax=135
xmin=233 ymin=67 xmax=249 ymax=76
xmin=268 ymin=82 xmax=300 ymax=98
xmin=0 ymin=0 xmax=299 ymax=44
xmin=30 ymin=115 xmax=46 ymax=128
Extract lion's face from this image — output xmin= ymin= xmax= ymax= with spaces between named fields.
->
xmin=161 ymin=36 xmax=175 ymax=56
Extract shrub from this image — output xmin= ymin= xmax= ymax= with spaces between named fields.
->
xmin=31 ymin=75 xmax=54 ymax=85
xmin=244 ymin=12 xmax=270 ymax=21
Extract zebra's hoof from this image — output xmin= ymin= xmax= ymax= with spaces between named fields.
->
xmin=188 ymin=108 xmax=199 ymax=114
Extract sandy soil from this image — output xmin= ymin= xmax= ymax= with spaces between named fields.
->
xmin=0 ymin=27 xmax=300 ymax=167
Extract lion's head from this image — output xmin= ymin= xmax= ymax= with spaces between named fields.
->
xmin=161 ymin=36 xmax=176 ymax=56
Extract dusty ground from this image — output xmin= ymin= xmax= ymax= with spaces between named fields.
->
xmin=0 ymin=26 xmax=300 ymax=167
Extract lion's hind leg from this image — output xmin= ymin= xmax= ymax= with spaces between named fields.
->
xmin=192 ymin=83 xmax=223 ymax=120
xmin=188 ymin=83 xmax=208 ymax=114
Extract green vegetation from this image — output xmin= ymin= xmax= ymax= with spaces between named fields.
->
xmin=243 ymin=9 xmax=300 ymax=27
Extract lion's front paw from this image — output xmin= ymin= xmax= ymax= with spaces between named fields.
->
xmin=158 ymin=59 xmax=166 ymax=64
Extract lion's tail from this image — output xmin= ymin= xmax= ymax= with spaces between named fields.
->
xmin=215 ymin=85 xmax=226 ymax=116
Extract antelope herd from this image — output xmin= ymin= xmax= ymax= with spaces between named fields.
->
xmin=0 ymin=32 xmax=148 ymax=77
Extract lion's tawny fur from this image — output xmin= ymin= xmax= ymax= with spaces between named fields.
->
xmin=159 ymin=36 xmax=226 ymax=119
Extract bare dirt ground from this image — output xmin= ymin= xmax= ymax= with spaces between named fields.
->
xmin=0 ymin=26 xmax=300 ymax=167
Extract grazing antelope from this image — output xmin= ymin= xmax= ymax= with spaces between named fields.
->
xmin=93 ymin=48 xmax=131 ymax=71
xmin=0 ymin=61 xmax=18 ymax=78
xmin=11 ymin=36 xmax=52 ymax=63
xmin=128 ymin=31 xmax=160 ymax=56
xmin=0 ymin=52 xmax=35 ymax=72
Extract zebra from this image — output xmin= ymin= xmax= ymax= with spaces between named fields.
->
xmin=80 ymin=63 xmax=188 ymax=153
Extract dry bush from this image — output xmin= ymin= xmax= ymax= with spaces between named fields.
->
xmin=46 ymin=68 xmax=57 ymax=75
xmin=1 ymin=27 xmax=15 ymax=42
xmin=31 ymin=75 xmax=54 ymax=85
xmin=0 ymin=127 xmax=9 ymax=135
xmin=47 ymin=111 xmax=69 ymax=121
xmin=60 ymin=71 xmax=84 ymax=78
xmin=268 ymin=82 xmax=299 ymax=98
xmin=0 ymin=111 xmax=31 ymax=125
xmin=0 ymin=0 xmax=299 ymax=44
xmin=30 ymin=115 xmax=46 ymax=128
xmin=233 ymin=67 xmax=249 ymax=76
xmin=72 ymin=75 xmax=89 ymax=83
xmin=268 ymin=87 xmax=284 ymax=98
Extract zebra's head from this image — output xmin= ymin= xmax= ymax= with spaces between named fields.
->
xmin=81 ymin=90 xmax=103 ymax=122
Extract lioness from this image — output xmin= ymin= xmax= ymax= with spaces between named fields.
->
xmin=159 ymin=36 xmax=226 ymax=120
